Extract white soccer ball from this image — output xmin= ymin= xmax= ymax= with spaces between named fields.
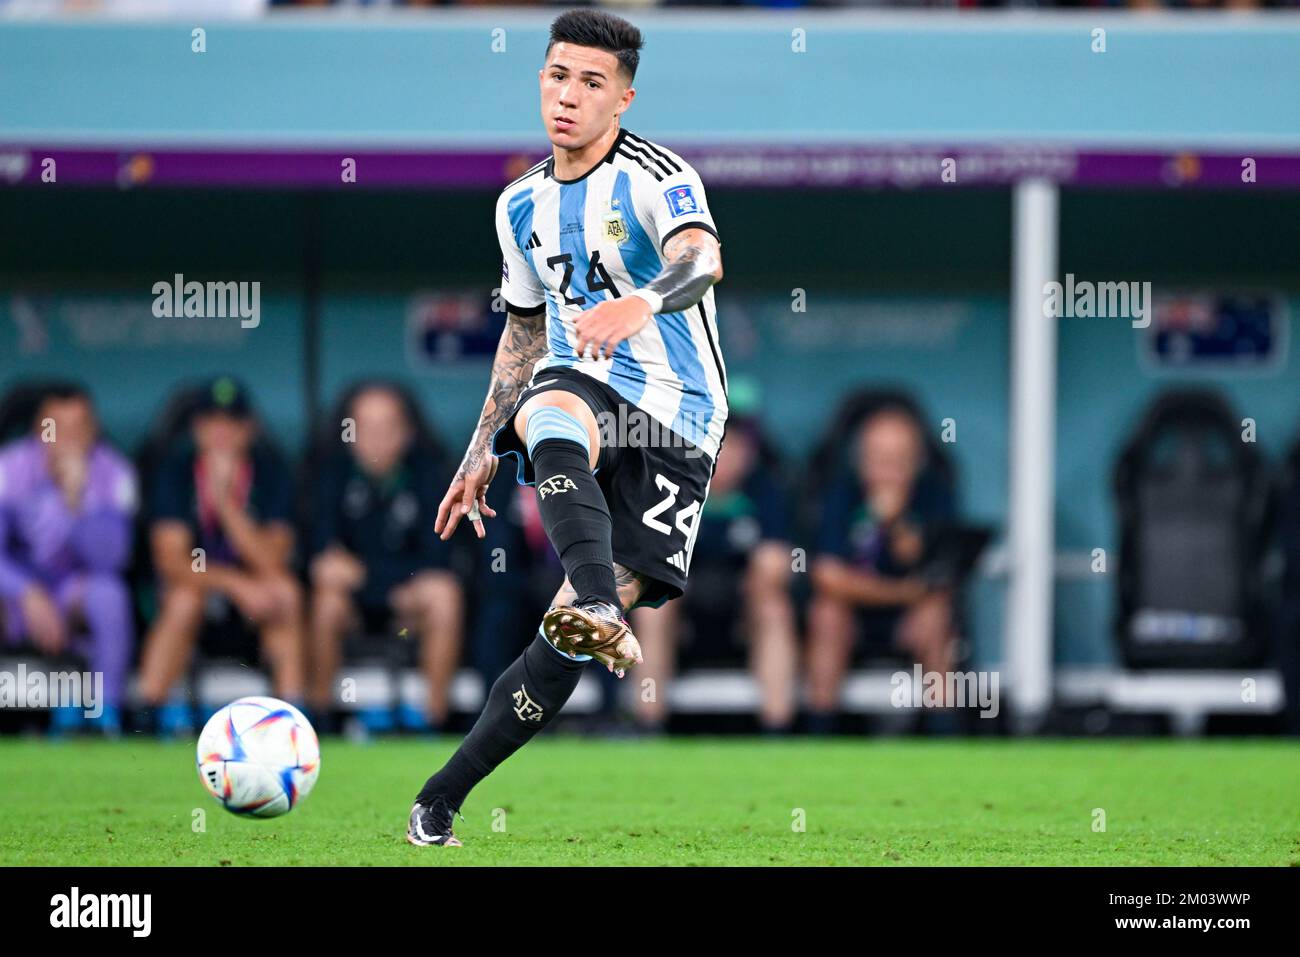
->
xmin=196 ymin=696 xmax=321 ymax=818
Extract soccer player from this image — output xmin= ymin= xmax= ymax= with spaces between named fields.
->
xmin=408 ymin=9 xmax=727 ymax=847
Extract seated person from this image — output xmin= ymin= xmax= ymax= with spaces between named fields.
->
xmin=473 ymin=478 xmax=565 ymax=687
xmin=631 ymin=416 xmax=798 ymax=733
xmin=0 ymin=384 xmax=136 ymax=735
xmin=137 ymin=377 xmax=305 ymax=733
xmin=806 ymin=406 xmax=959 ymax=733
xmin=307 ymin=384 xmax=463 ymax=732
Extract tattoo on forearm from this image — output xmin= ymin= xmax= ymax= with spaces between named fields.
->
xmin=645 ymin=233 xmax=721 ymax=313
xmin=461 ymin=311 xmax=547 ymax=474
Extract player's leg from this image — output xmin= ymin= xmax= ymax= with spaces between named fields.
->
xmin=391 ymin=570 xmax=463 ymax=728
xmin=62 ymin=572 xmax=133 ymax=735
xmin=407 ymin=565 xmax=648 ymax=847
xmin=136 ymin=583 xmax=207 ymax=735
xmin=306 ymin=573 xmax=358 ymax=718
xmin=896 ymin=589 xmax=956 ymax=705
xmin=137 ymin=583 xmax=206 ymax=705
xmin=240 ymin=571 xmax=306 ymax=704
xmin=514 ymin=388 xmax=642 ymax=672
xmin=742 ymin=543 xmax=799 ymax=732
xmin=804 ymin=591 xmax=857 ymax=733
xmin=514 ymin=390 xmax=619 ymax=609
xmin=630 ymin=600 xmax=678 ymax=729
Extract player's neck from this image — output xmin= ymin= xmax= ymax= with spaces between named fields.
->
xmin=551 ymin=123 xmax=621 ymax=182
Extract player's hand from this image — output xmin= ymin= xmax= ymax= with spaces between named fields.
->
xmin=436 ymin=450 xmax=500 ymax=541
xmin=21 ymin=584 xmax=66 ymax=654
xmin=573 ymin=296 xmax=653 ymax=361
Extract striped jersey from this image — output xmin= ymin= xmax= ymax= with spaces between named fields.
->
xmin=495 ymin=127 xmax=728 ymax=461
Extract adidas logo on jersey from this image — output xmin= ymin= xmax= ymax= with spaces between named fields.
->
xmin=666 ymin=551 xmax=687 ymax=572
xmin=538 ymin=474 xmax=578 ymax=498
xmin=525 ymin=231 xmax=542 ymax=250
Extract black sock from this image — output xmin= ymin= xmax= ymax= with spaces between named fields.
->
xmin=415 ymin=633 xmax=586 ymax=811
xmin=529 ymin=437 xmax=618 ymax=607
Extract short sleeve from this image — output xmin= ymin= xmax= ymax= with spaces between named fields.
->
xmin=495 ymin=191 xmax=547 ymax=317
xmin=747 ymin=469 xmax=790 ymax=544
xmin=254 ymin=451 xmax=294 ymax=526
xmin=149 ymin=451 xmax=193 ymax=523
xmin=646 ymin=159 xmax=720 ymax=255
xmin=815 ymin=474 xmax=858 ymax=560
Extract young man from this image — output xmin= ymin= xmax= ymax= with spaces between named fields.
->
xmin=0 ymin=385 xmax=137 ymax=735
xmin=807 ymin=407 xmax=959 ymax=732
xmin=308 ymin=383 xmax=462 ymax=732
xmin=138 ymin=377 xmax=305 ymax=734
xmin=408 ymin=9 xmax=727 ymax=847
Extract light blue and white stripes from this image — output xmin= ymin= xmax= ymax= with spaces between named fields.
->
xmin=525 ymin=406 xmax=591 ymax=459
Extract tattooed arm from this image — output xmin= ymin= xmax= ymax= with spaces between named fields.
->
xmin=434 ymin=308 xmax=549 ymax=540
xmin=573 ymin=227 xmax=724 ymax=360
xmin=640 ymin=227 xmax=724 ymax=313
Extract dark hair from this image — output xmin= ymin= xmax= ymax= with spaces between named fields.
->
xmin=546 ymin=9 xmax=643 ymax=85
xmin=33 ymin=381 xmax=91 ymax=422
xmin=40 ymin=381 xmax=91 ymax=405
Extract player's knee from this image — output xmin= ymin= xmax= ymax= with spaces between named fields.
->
xmin=79 ymin=573 xmax=131 ymax=623
xmin=160 ymin=583 xmax=205 ymax=627
xmin=266 ymin=574 xmax=304 ymax=621
xmin=520 ymin=394 xmax=600 ymax=469
xmin=408 ymin=571 xmax=461 ymax=616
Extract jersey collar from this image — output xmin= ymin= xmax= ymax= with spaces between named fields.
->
xmin=545 ymin=127 xmax=628 ymax=184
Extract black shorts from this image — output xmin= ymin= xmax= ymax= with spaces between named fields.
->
xmin=492 ymin=366 xmax=722 ymax=609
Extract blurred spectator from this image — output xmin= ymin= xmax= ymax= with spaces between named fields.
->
xmin=473 ymin=477 xmax=565 ymax=686
xmin=0 ymin=384 xmax=137 ymax=736
xmin=806 ymin=405 xmax=958 ymax=732
xmin=307 ymin=383 xmax=462 ymax=732
xmin=136 ymin=377 xmax=305 ymax=733
xmin=631 ymin=410 xmax=798 ymax=734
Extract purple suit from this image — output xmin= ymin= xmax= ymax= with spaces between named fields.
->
xmin=0 ymin=436 xmax=137 ymax=706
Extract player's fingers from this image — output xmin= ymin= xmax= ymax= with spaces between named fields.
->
xmin=434 ymin=482 xmax=462 ymax=533
xmin=439 ymin=501 xmax=464 ymax=540
xmin=460 ymin=478 xmax=481 ymax=513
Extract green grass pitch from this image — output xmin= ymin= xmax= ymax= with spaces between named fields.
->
xmin=1 ymin=737 xmax=1296 ymax=866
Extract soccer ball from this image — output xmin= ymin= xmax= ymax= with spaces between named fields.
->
xmin=196 ymin=696 xmax=321 ymax=818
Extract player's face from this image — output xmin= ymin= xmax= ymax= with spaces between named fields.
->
xmin=350 ymin=388 xmax=412 ymax=477
xmin=539 ymin=43 xmax=632 ymax=147
xmin=193 ymin=412 xmax=255 ymax=456
xmin=858 ymin=413 xmax=923 ymax=493
xmin=711 ymin=429 xmax=754 ymax=494
xmin=37 ymin=396 xmax=97 ymax=456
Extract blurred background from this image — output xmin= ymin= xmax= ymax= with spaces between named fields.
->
xmin=1 ymin=3 xmax=1298 ymax=742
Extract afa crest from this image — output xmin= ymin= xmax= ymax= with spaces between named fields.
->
xmin=512 ymin=685 xmax=544 ymax=723
xmin=603 ymin=212 xmax=628 ymax=244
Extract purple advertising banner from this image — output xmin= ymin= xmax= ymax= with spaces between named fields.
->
xmin=1 ymin=144 xmax=1296 ymax=191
